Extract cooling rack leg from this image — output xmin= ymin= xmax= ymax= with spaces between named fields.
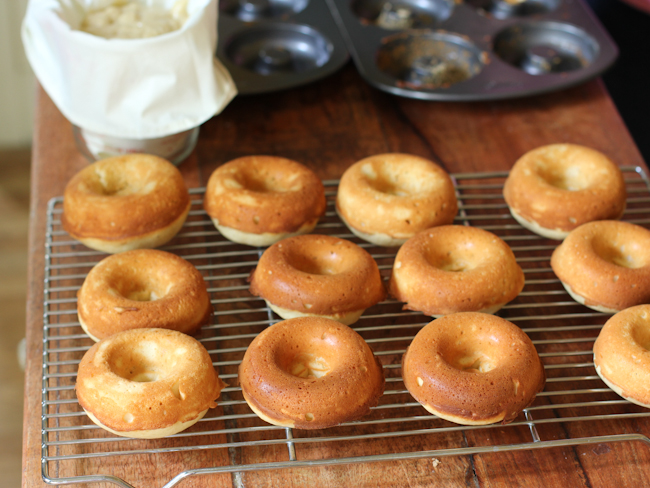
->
xmin=524 ymin=409 xmax=541 ymax=442
xmin=285 ymin=427 xmax=297 ymax=461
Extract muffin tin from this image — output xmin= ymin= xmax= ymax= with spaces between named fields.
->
xmin=325 ymin=0 xmax=618 ymax=100
xmin=216 ymin=0 xmax=349 ymax=94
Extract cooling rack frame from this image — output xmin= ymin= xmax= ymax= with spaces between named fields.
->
xmin=41 ymin=167 xmax=650 ymax=487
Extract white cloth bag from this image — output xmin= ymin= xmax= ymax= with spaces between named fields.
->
xmin=22 ymin=0 xmax=237 ymax=139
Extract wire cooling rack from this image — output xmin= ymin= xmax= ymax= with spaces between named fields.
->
xmin=41 ymin=167 xmax=650 ymax=487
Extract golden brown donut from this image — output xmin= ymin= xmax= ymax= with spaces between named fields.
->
xmin=336 ymin=153 xmax=458 ymax=247
xmin=203 ymin=155 xmax=326 ymax=246
xmin=402 ymin=312 xmax=546 ymax=425
xmin=238 ymin=317 xmax=385 ymax=429
xmin=76 ymin=328 xmax=226 ymax=438
xmin=62 ymin=153 xmax=190 ymax=253
xmin=503 ymin=144 xmax=626 ymax=240
xmin=551 ymin=220 xmax=650 ymax=313
xmin=388 ymin=225 xmax=524 ymax=316
xmin=593 ymin=305 xmax=650 ymax=407
xmin=77 ymin=249 xmax=212 ymax=341
xmin=248 ymin=234 xmax=386 ymax=325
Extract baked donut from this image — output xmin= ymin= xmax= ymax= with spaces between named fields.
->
xmin=388 ymin=225 xmax=524 ymax=316
xmin=402 ymin=312 xmax=546 ymax=425
xmin=62 ymin=153 xmax=190 ymax=253
xmin=503 ymin=144 xmax=626 ymax=240
xmin=77 ymin=249 xmax=212 ymax=341
xmin=238 ymin=316 xmax=385 ymax=429
xmin=593 ymin=305 xmax=650 ymax=407
xmin=76 ymin=328 xmax=225 ymax=438
xmin=551 ymin=220 xmax=650 ymax=313
xmin=248 ymin=234 xmax=386 ymax=325
xmin=336 ymin=153 xmax=458 ymax=247
xmin=203 ymin=155 xmax=326 ymax=247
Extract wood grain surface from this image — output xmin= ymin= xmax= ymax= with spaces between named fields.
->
xmin=23 ymin=65 xmax=650 ymax=488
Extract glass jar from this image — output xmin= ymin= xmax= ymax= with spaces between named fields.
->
xmin=72 ymin=125 xmax=200 ymax=165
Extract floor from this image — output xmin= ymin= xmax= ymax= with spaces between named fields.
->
xmin=0 ymin=147 xmax=31 ymax=488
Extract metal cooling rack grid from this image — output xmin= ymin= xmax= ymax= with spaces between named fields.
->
xmin=41 ymin=167 xmax=650 ymax=487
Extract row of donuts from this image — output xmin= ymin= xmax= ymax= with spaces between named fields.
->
xmin=62 ymin=155 xmax=218 ymax=439
xmin=74 ymin=249 xmax=227 ymax=439
xmin=76 ymin=309 xmax=546 ymax=433
xmin=239 ymin=312 xmax=546 ymax=429
xmin=504 ymin=144 xmax=650 ymax=412
xmin=60 ymin=144 xmax=635 ymax=253
xmin=74 ymin=294 xmax=650 ymax=437
xmin=61 ymin=151 xmax=455 ymax=252
xmin=62 ymin=155 xmax=223 ymax=438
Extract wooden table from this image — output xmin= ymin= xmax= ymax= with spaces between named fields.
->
xmin=23 ymin=64 xmax=650 ymax=487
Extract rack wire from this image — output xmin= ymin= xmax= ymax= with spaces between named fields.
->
xmin=41 ymin=167 xmax=650 ymax=487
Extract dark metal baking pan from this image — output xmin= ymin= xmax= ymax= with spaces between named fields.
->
xmin=217 ymin=0 xmax=350 ymax=94
xmin=325 ymin=0 xmax=618 ymax=100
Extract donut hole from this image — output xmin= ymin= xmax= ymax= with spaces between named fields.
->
xmin=88 ymin=166 xmax=156 ymax=197
xmin=112 ymin=358 xmax=165 ymax=382
xmin=591 ymin=236 xmax=647 ymax=269
xmin=287 ymin=353 xmax=331 ymax=379
xmin=231 ymin=168 xmax=301 ymax=194
xmin=440 ymin=337 xmax=496 ymax=373
xmin=109 ymin=275 xmax=169 ymax=302
xmin=446 ymin=351 xmax=495 ymax=373
xmin=130 ymin=371 xmax=160 ymax=382
xmin=362 ymin=163 xmax=409 ymax=197
xmin=422 ymin=241 xmax=482 ymax=272
xmin=535 ymin=160 xmax=597 ymax=191
xmin=108 ymin=341 xmax=183 ymax=383
xmin=285 ymin=246 xmax=355 ymax=275
xmin=630 ymin=314 xmax=650 ymax=351
xmin=275 ymin=334 xmax=339 ymax=379
xmin=87 ymin=167 xmax=130 ymax=196
xmin=170 ymin=381 xmax=187 ymax=401
xmin=360 ymin=161 xmax=438 ymax=197
xmin=437 ymin=257 xmax=473 ymax=272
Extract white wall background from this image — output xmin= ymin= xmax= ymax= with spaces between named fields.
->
xmin=0 ymin=0 xmax=35 ymax=148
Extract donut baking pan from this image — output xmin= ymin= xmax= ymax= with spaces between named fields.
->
xmin=41 ymin=167 xmax=650 ymax=487
xmin=324 ymin=0 xmax=618 ymax=100
xmin=216 ymin=0 xmax=349 ymax=94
